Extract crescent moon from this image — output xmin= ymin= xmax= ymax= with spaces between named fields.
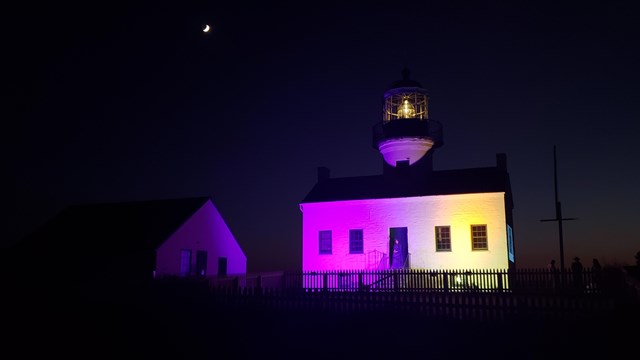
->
xmin=203 ymin=24 xmax=210 ymax=33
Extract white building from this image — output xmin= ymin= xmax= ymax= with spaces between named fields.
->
xmin=300 ymin=69 xmax=515 ymax=273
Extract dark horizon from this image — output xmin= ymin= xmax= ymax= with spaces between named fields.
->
xmin=5 ymin=1 xmax=640 ymax=273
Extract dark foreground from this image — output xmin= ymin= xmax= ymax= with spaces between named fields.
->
xmin=6 ymin=278 xmax=638 ymax=360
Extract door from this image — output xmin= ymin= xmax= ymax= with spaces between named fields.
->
xmin=389 ymin=227 xmax=408 ymax=269
xmin=196 ymin=250 xmax=208 ymax=276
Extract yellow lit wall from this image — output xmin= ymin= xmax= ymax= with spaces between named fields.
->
xmin=301 ymin=192 xmax=510 ymax=271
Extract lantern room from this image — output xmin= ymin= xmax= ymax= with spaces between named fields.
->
xmin=383 ymin=88 xmax=429 ymax=121
xmin=373 ymin=68 xmax=443 ymax=170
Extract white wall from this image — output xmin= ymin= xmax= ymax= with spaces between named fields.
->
xmin=301 ymin=193 xmax=509 ymax=271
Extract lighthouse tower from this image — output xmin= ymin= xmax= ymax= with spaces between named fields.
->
xmin=372 ymin=68 xmax=443 ymax=177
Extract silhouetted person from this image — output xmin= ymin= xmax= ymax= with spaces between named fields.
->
xmin=591 ymin=258 xmax=602 ymax=291
xmin=391 ymin=239 xmax=403 ymax=269
xmin=571 ymin=257 xmax=583 ymax=291
xmin=548 ymin=259 xmax=559 ymax=290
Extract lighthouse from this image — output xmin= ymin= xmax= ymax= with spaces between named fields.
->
xmin=300 ymin=69 xmax=515 ymax=277
xmin=372 ymin=68 xmax=443 ymax=177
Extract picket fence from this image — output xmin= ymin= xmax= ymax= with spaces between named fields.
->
xmin=152 ymin=267 xmax=639 ymax=323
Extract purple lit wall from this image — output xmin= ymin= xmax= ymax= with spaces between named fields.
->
xmin=301 ymin=193 xmax=511 ymax=272
xmin=155 ymin=200 xmax=246 ymax=277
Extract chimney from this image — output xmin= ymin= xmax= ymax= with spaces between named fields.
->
xmin=317 ymin=166 xmax=330 ymax=182
xmin=496 ymin=153 xmax=507 ymax=172
xmin=396 ymin=160 xmax=410 ymax=177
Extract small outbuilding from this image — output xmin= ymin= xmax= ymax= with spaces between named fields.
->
xmin=12 ymin=196 xmax=246 ymax=285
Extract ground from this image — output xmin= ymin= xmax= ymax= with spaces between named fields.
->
xmin=6 ymin=277 xmax=637 ymax=359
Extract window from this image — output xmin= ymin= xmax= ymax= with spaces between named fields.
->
xmin=218 ymin=257 xmax=227 ymax=277
xmin=179 ymin=249 xmax=191 ymax=276
xmin=349 ymin=229 xmax=363 ymax=254
xmin=471 ymin=225 xmax=488 ymax=250
xmin=319 ymin=230 xmax=332 ymax=254
xmin=435 ymin=226 xmax=451 ymax=251
xmin=507 ymin=225 xmax=514 ymax=262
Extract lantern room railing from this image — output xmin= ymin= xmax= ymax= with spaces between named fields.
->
xmin=372 ymin=119 xmax=443 ymax=149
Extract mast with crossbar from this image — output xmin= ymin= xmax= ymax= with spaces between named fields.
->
xmin=540 ymin=145 xmax=577 ymax=272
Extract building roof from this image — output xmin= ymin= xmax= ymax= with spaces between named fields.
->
xmin=11 ymin=196 xmax=212 ymax=281
xmin=301 ymin=166 xmax=510 ymax=204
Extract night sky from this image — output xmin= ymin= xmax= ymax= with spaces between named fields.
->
xmin=5 ymin=1 xmax=640 ymax=272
